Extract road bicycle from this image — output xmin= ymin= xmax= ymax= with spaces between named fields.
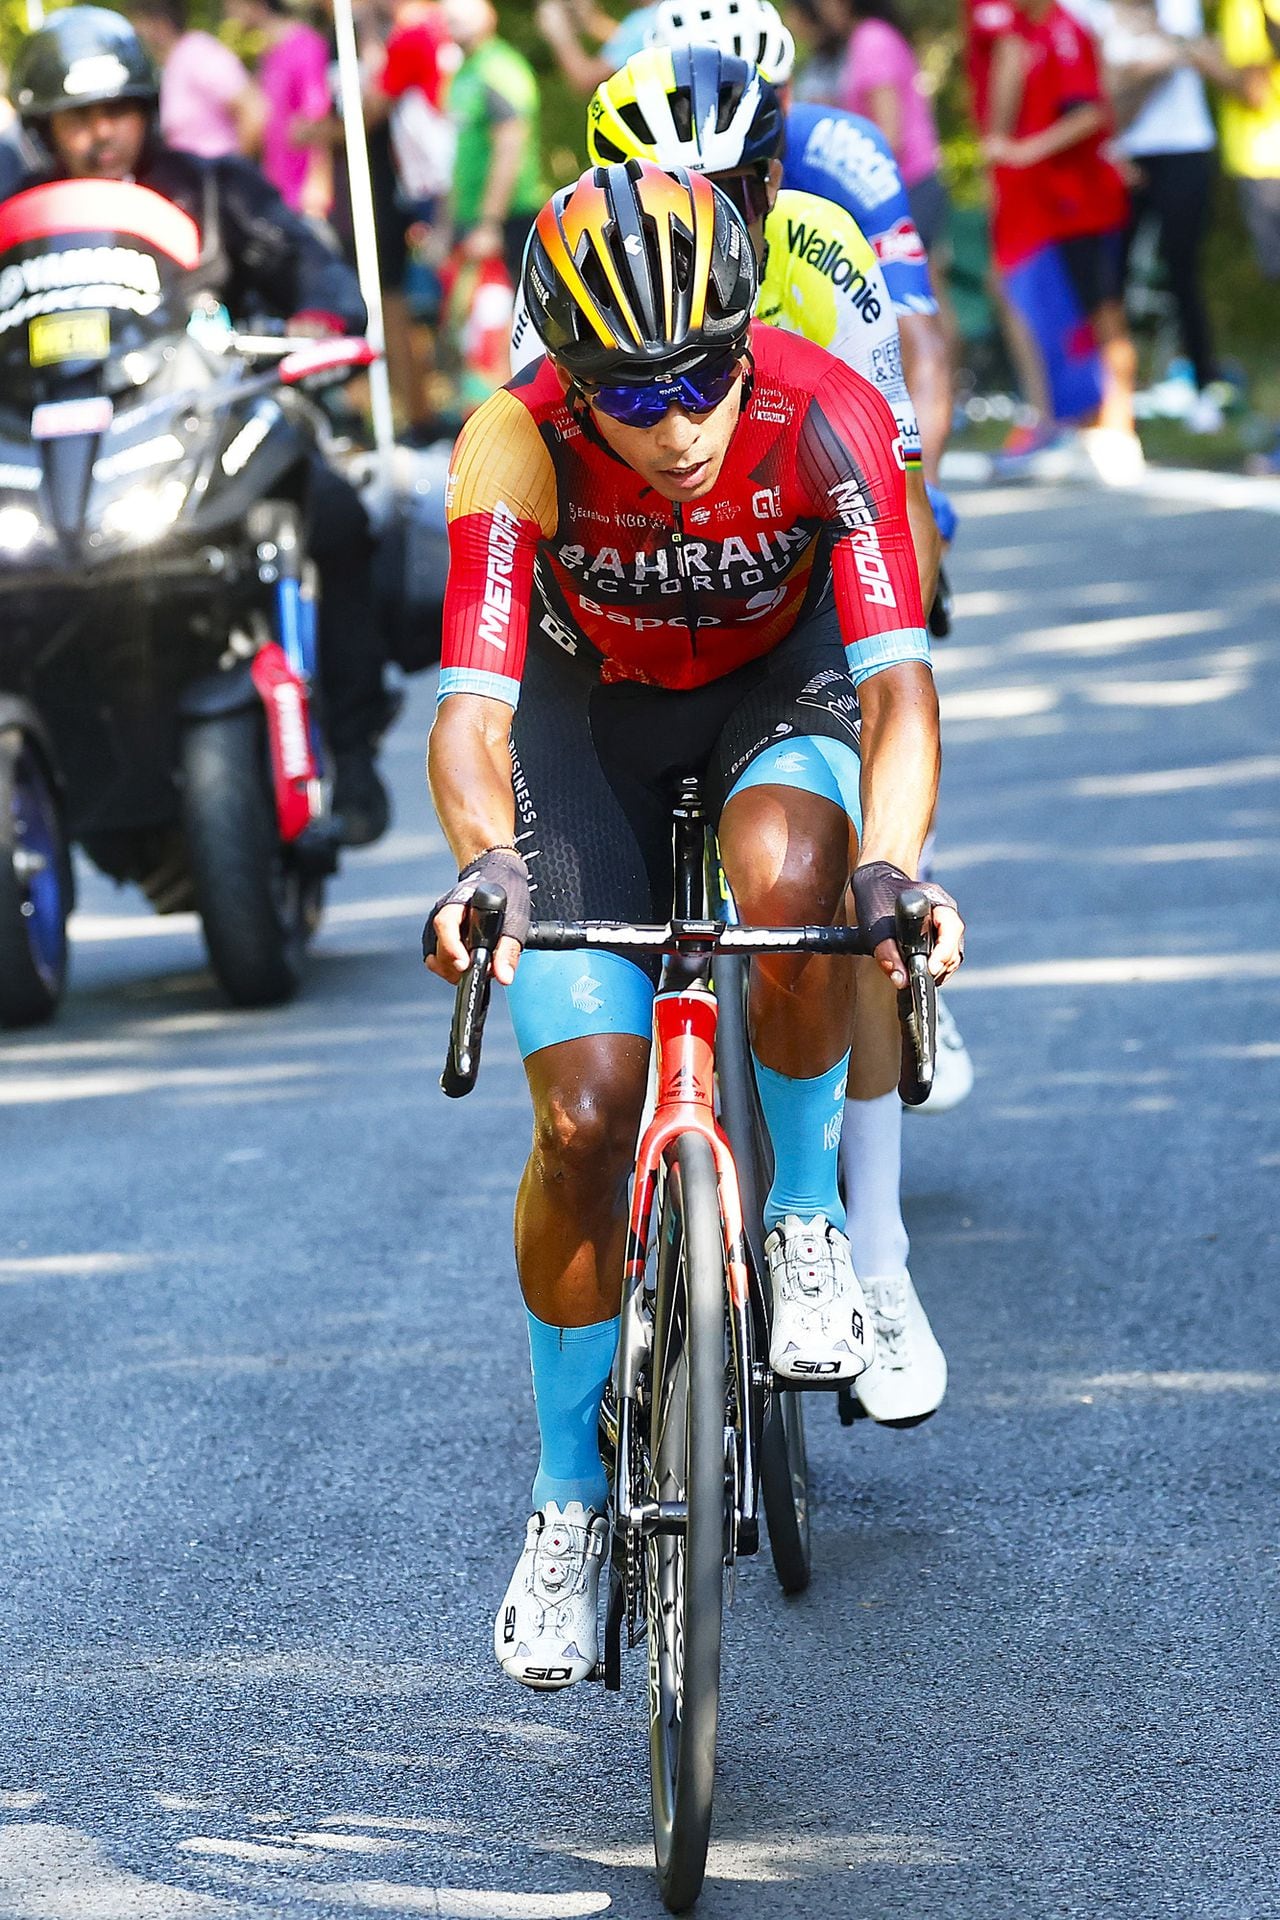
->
xmin=438 ymin=777 xmax=936 ymax=1912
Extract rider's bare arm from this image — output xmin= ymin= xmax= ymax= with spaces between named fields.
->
xmin=898 ymin=310 xmax=953 ymax=487
xmin=905 ymin=467 xmax=942 ymax=608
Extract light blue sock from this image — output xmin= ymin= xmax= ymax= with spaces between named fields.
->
xmin=753 ymin=1051 xmax=851 ymax=1233
xmin=526 ymin=1310 xmax=619 ymax=1513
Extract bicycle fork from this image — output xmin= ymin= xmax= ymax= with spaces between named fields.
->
xmin=601 ymin=985 xmax=759 ymax=1689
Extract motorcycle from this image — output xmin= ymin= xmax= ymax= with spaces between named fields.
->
xmin=0 ymin=176 xmax=374 ymax=1026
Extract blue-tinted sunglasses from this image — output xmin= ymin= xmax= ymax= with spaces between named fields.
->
xmin=579 ymin=348 xmax=745 ymax=428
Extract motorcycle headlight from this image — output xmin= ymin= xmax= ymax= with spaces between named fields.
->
xmin=0 ymin=505 xmax=41 ymax=555
xmin=97 ymin=476 xmax=190 ymax=545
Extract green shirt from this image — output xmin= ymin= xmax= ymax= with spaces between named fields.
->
xmin=450 ymin=37 xmax=545 ymax=228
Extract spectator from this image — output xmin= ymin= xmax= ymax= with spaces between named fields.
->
xmin=984 ymin=0 xmax=1143 ymax=481
xmin=1218 ymin=0 xmax=1280 ymax=281
xmin=441 ymin=0 xmax=545 ymax=284
xmin=225 ymin=0 xmax=334 ymax=219
xmin=838 ymin=1 xmax=951 ymax=266
xmin=128 ymin=0 xmax=266 ymax=159
xmin=964 ymin=0 xmax=1056 ymax=449
xmin=368 ymin=0 xmax=458 ymax=428
xmin=1088 ymin=0 xmax=1222 ymax=429
xmin=535 ymin=1 xmax=664 ymax=96
xmin=789 ymin=0 xmax=858 ymax=102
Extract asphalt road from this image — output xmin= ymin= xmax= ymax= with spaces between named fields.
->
xmin=1 ymin=472 xmax=1278 ymax=1920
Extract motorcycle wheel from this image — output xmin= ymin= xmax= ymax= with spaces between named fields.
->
xmin=180 ymin=709 xmax=322 ymax=1008
xmin=0 ymin=729 xmax=71 ymax=1028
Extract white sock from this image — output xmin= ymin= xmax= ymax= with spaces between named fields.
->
xmin=840 ymin=1090 xmax=909 ymax=1278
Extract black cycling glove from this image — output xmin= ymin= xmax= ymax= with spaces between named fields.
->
xmin=423 ymin=847 xmax=531 ymax=961
xmin=852 ymin=860 xmax=958 ymax=954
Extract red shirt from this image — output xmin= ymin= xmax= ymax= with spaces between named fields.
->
xmin=965 ymin=0 xmax=1017 ymax=129
xmin=990 ymin=2 xmax=1129 ymax=270
xmin=440 ymin=324 xmax=925 ymax=705
xmin=380 ymin=6 xmax=450 ymax=108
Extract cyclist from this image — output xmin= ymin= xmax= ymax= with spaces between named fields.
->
xmin=7 ymin=6 xmax=392 ymax=845
xmin=579 ymin=45 xmax=941 ymax=611
xmin=566 ymin=43 xmax=956 ymax=1420
xmin=425 ymin=159 xmax=964 ymax=1688
xmin=648 ymin=0 xmax=954 ymax=488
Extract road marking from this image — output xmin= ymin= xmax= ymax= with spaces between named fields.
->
xmin=1073 ymin=754 xmax=1280 ymax=797
xmin=947 ymin=951 xmax=1280 ymax=990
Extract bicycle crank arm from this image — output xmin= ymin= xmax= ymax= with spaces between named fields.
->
xmin=627 ymin=1500 xmax=689 ymax=1535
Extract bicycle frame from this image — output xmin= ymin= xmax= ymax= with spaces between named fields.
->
xmin=612 ymin=981 xmax=759 ymax=1553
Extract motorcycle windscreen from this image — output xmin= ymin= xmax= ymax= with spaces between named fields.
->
xmin=0 ymin=180 xmax=201 ymax=405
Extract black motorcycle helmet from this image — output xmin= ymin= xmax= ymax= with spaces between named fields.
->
xmin=12 ymin=7 xmax=160 ymax=134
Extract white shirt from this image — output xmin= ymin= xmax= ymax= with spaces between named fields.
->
xmin=1073 ymin=0 xmax=1217 ymax=154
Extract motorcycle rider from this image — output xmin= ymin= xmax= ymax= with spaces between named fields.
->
xmin=6 ymin=6 xmax=392 ymax=846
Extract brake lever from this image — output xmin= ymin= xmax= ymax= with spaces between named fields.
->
xmin=440 ymin=882 xmax=507 ymax=1099
xmin=894 ymin=886 xmax=936 ymax=1106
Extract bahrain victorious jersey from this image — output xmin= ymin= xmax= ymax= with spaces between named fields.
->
xmin=440 ymin=323 xmax=928 ymax=708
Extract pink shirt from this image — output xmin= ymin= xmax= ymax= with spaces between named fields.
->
xmin=259 ymin=24 xmax=332 ymax=211
xmin=840 ymin=18 xmax=941 ymax=188
xmin=160 ymin=29 xmax=251 ymax=159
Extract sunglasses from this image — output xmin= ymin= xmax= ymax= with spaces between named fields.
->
xmin=580 ymin=350 xmax=745 ymax=428
xmin=711 ymin=167 xmax=772 ymax=227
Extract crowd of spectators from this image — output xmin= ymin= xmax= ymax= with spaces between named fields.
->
xmin=1 ymin=0 xmax=1276 ymax=456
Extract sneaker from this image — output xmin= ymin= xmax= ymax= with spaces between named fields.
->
xmin=1185 ymin=392 xmax=1225 ymax=435
xmin=766 ymin=1215 xmax=875 ymax=1385
xmin=1079 ymin=426 xmax=1146 ymax=488
xmin=494 ymin=1501 xmax=607 ymax=1690
xmin=333 ymin=746 xmax=391 ymax=847
xmin=909 ymin=994 xmax=975 ymax=1115
xmin=854 ymin=1270 xmax=947 ymax=1426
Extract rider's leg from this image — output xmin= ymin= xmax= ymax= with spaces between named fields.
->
xmin=719 ymin=737 xmax=860 ymax=1232
xmin=508 ymin=960 xmax=653 ymax=1506
xmin=843 ymin=962 xmax=910 ymax=1278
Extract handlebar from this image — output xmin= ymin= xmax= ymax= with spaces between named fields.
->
xmin=437 ymin=884 xmax=940 ymax=1104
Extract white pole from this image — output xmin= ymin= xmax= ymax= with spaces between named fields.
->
xmin=330 ymin=0 xmax=396 ymax=507
xmin=26 ymin=1 xmax=45 ymax=31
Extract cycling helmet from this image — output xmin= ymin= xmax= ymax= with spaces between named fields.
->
xmin=587 ymin=44 xmax=784 ymax=175
xmin=11 ymin=7 xmax=159 ymax=126
xmin=648 ymin=0 xmax=797 ymax=88
xmin=523 ymin=159 xmax=758 ymax=383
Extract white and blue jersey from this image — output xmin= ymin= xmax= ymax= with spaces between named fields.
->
xmin=782 ymin=103 xmax=938 ymax=319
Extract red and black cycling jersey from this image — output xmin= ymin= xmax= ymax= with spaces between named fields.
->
xmin=439 ymin=322 xmax=928 ymax=706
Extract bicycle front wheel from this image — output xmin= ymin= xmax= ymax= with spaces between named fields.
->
xmin=647 ymin=1129 xmax=727 ymax=1913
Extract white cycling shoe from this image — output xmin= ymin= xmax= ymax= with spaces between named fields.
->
xmin=910 ymin=994 xmax=974 ymax=1114
xmin=494 ymin=1500 xmax=607 ymax=1691
xmin=766 ymin=1214 xmax=875 ymax=1384
xmin=854 ymin=1270 xmax=948 ymax=1426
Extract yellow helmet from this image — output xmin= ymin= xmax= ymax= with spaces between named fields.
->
xmin=587 ymin=43 xmax=784 ymax=175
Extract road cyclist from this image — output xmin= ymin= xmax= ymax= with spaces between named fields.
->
xmin=512 ymin=17 xmax=966 ymax=1423
xmin=424 ymin=157 xmax=964 ymax=1693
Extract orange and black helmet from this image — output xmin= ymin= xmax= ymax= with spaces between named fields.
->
xmin=522 ymin=158 xmax=757 ymax=385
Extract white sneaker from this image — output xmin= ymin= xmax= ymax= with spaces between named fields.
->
xmin=1186 ymin=392 xmax=1224 ymax=435
xmin=766 ymin=1214 xmax=875 ymax=1384
xmin=1079 ymin=426 xmax=1147 ymax=488
xmin=494 ymin=1501 xmax=607 ymax=1690
xmin=854 ymin=1270 xmax=947 ymax=1426
xmin=910 ymin=994 xmax=974 ymax=1114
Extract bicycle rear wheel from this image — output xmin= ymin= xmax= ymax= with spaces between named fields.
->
xmin=647 ymin=1130 xmax=727 ymax=1913
xmin=715 ymin=955 xmax=812 ymax=1595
